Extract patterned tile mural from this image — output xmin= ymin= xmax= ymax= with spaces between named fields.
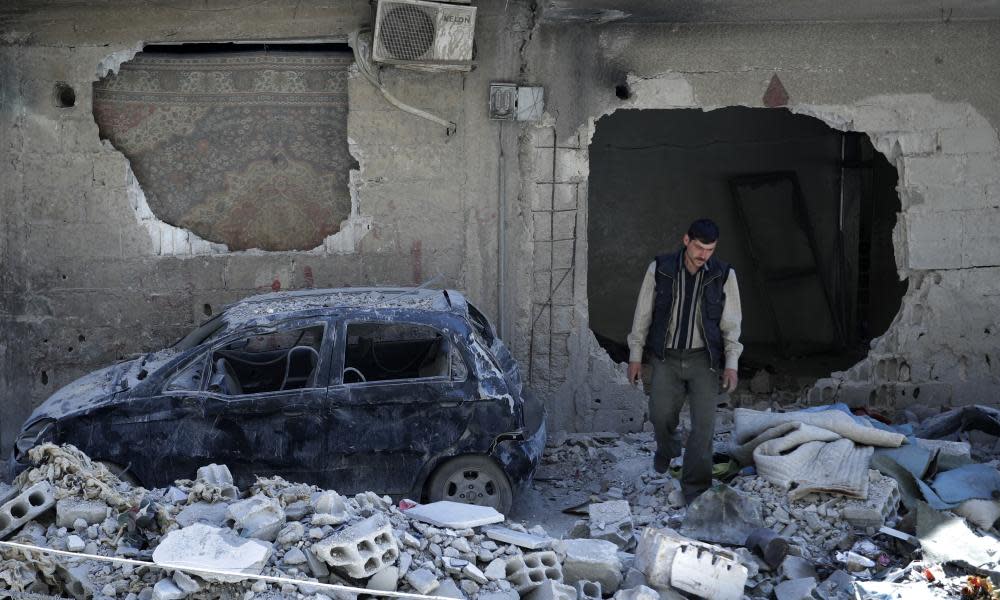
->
xmin=94 ymin=51 xmax=356 ymax=251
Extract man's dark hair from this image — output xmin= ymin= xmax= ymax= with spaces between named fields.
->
xmin=687 ymin=218 xmax=719 ymax=244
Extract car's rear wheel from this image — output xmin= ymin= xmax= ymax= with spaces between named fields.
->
xmin=426 ymin=455 xmax=513 ymax=515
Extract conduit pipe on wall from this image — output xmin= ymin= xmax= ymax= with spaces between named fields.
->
xmin=349 ymin=30 xmax=457 ymax=135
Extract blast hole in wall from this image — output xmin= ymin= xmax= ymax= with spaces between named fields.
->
xmin=587 ymin=107 xmax=907 ymax=394
xmin=54 ymin=82 xmax=76 ymax=108
xmin=203 ymin=303 xmax=213 ymax=316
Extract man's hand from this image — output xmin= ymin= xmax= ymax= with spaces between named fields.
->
xmin=628 ymin=361 xmax=642 ymax=385
xmin=722 ymin=368 xmax=738 ymax=393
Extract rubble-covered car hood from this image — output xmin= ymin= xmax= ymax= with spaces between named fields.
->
xmin=23 ymin=350 xmax=178 ymax=426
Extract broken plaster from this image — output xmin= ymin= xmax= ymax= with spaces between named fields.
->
xmin=97 ymin=47 xmax=373 ymax=257
xmin=527 ymin=72 xmax=1000 ymax=429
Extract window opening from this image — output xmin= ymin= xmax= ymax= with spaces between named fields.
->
xmin=207 ymin=324 xmax=324 ymax=395
xmin=344 ymin=323 xmax=457 ymax=384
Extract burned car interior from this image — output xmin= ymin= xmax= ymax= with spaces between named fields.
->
xmin=210 ymin=325 xmax=325 ymax=394
xmin=343 ymin=322 xmax=459 ymax=383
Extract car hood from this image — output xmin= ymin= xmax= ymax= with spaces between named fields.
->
xmin=24 ymin=350 xmax=176 ymax=424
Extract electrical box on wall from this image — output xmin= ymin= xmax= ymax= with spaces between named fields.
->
xmin=373 ymin=0 xmax=477 ymax=71
xmin=489 ymin=83 xmax=544 ymax=121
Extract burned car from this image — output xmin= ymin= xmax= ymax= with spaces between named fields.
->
xmin=11 ymin=288 xmax=545 ymax=513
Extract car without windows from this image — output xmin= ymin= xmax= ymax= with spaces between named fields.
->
xmin=10 ymin=288 xmax=546 ymax=514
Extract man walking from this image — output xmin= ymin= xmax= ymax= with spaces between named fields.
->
xmin=627 ymin=218 xmax=742 ymax=504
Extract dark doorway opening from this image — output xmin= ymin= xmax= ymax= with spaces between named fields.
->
xmin=587 ymin=108 xmax=907 ymax=393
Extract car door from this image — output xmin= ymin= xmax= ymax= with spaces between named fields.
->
xmin=142 ymin=318 xmax=335 ymax=488
xmin=322 ymin=317 xmax=478 ymax=496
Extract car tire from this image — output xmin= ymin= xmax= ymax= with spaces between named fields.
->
xmin=98 ymin=460 xmax=140 ymax=487
xmin=426 ymin=455 xmax=513 ymax=515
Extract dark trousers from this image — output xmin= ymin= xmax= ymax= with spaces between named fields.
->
xmin=649 ymin=348 xmax=718 ymax=503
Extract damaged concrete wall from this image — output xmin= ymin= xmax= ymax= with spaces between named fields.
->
xmin=517 ymin=19 xmax=1000 ymax=431
xmin=0 ymin=1 xmax=533 ymax=451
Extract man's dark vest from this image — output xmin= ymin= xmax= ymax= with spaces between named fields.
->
xmin=645 ymin=249 xmax=731 ymax=369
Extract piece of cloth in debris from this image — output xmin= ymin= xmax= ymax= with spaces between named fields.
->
xmin=731 ymin=409 xmax=905 ymax=499
xmin=914 ymin=404 xmax=1000 ymax=439
xmin=872 ymin=442 xmax=1000 ymax=510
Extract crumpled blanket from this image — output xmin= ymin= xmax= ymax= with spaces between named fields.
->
xmin=731 ymin=408 xmax=906 ymax=499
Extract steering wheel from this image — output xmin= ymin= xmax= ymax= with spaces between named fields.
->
xmin=343 ymin=367 xmax=367 ymax=383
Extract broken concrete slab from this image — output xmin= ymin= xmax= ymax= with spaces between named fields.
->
xmin=774 ymin=577 xmax=816 ymax=600
xmin=405 ymin=501 xmax=505 ymax=528
xmin=367 ymin=566 xmax=399 ymax=592
xmin=152 ymin=578 xmax=186 ymax=600
xmin=152 ymin=522 xmax=272 ymax=583
xmin=175 ymin=502 xmax=229 ymax=528
xmin=485 ymin=526 xmax=551 ymax=549
xmin=679 ymin=484 xmax=764 ymax=546
xmin=915 ymin=501 xmax=1000 ymax=571
xmin=437 ymin=578 xmax=466 ymax=600
xmin=405 ymin=568 xmax=440 ymax=595
xmin=587 ymin=500 xmax=634 ymax=549
xmin=225 ymin=495 xmax=285 ymax=542
xmin=779 ymin=555 xmax=816 ymax=581
xmin=558 ymin=539 xmax=622 ymax=593
xmin=814 ymin=569 xmax=855 ymax=600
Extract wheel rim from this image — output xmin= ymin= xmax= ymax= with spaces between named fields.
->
xmin=443 ymin=467 xmax=501 ymax=509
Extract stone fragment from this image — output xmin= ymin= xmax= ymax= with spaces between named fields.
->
xmin=152 ymin=523 xmax=272 ymax=583
xmin=463 ymin=563 xmax=488 ymax=584
xmin=622 ymin=567 xmax=646 ymax=589
xmin=368 ymin=566 xmax=400 ymax=592
xmin=225 ymin=495 xmax=286 ymax=541
xmin=437 ymin=578 xmax=466 ymax=599
xmin=304 ymin=548 xmax=329 ymax=578
xmin=175 ymin=502 xmax=229 ymax=528
xmin=779 ymin=555 xmax=816 ymax=581
xmin=56 ymin=498 xmax=109 ymax=528
xmin=528 ymin=579 xmax=576 ymax=600
xmin=485 ymin=526 xmax=551 ymax=549
xmin=312 ymin=514 xmax=399 ymax=578
xmin=172 ymin=570 xmax=200 ymax=594
xmin=505 ymin=550 xmax=563 ymax=594
xmin=775 ymin=577 xmax=816 ymax=600
xmin=283 ymin=547 xmax=307 ymax=565
xmin=285 ymin=500 xmax=312 ymax=521
xmin=588 ymin=501 xmax=634 ymax=549
xmin=558 ymin=539 xmax=622 ymax=593
xmin=195 ymin=463 xmax=239 ymax=499
xmin=405 ymin=568 xmax=440 ymax=595
xmin=152 ymin=578 xmax=185 ymax=600
xmin=815 ymin=569 xmax=855 ymax=600
xmin=276 ymin=521 xmax=305 ymax=545
xmin=679 ymin=485 xmax=764 ymax=546
xmin=611 ymin=585 xmax=659 ymax=600
xmin=405 ymin=501 xmax=505 ymax=528
xmin=484 ymin=558 xmax=508 ymax=580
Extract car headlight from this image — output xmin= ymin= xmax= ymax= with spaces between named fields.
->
xmin=14 ymin=419 xmax=55 ymax=461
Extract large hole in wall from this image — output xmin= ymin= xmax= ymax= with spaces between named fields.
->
xmin=92 ymin=43 xmax=358 ymax=251
xmin=587 ymin=107 xmax=907 ymax=393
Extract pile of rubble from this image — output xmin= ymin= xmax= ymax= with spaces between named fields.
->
xmin=2 ymin=401 xmax=1000 ymax=600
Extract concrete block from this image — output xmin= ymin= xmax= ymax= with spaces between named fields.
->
xmin=437 ymin=578 xmax=466 ymax=600
xmin=939 ymin=127 xmax=999 ymax=154
xmin=484 ymin=557 xmax=508 ymax=580
xmin=669 ymin=544 xmax=747 ymax=600
xmin=559 ymin=539 xmax=622 ymax=593
xmin=622 ymin=568 xmax=647 ymax=589
xmin=152 ymin=523 xmax=272 ymax=583
xmin=588 ymin=500 xmax=634 ymax=549
xmin=368 ymin=566 xmax=399 ymax=592
xmin=918 ymin=184 xmax=988 ymax=212
xmin=312 ymin=514 xmax=399 ymax=578
xmin=311 ymin=490 xmax=350 ymax=526
xmin=902 ymin=156 xmax=964 ymax=187
xmin=56 ymin=497 xmax=109 ymax=528
xmin=175 ymin=502 xmax=229 ymax=528
xmin=283 ymin=547 xmax=307 ymax=565
xmin=962 ymin=209 xmax=1000 ymax=266
xmin=405 ymin=568 xmax=439 ymax=595
xmin=0 ymin=481 xmax=55 ymax=540
xmin=405 ymin=501 xmax=505 ymax=528
xmin=484 ymin=526 xmax=551 ymax=549
xmin=902 ymin=210 xmax=964 ymax=270
xmin=575 ymin=580 xmax=602 ymax=600
xmin=225 ymin=495 xmax=285 ymax=542
xmin=66 ymin=534 xmax=86 ymax=552
xmin=505 ymin=550 xmax=563 ymax=594
xmin=152 ymin=578 xmax=185 ymax=600
xmin=840 ymin=471 xmax=900 ymax=529
xmin=528 ymin=579 xmax=576 ymax=600
xmin=679 ymin=485 xmax=764 ymax=546
xmin=172 ymin=570 xmax=201 ymax=594
xmin=196 ymin=463 xmax=233 ymax=486
xmin=304 ymin=548 xmax=330 ymax=579
xmin=779 ymin=556 xmax=817 ymax=581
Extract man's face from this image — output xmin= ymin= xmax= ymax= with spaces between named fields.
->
xmin=683 ymin=234 xmax=717 ymax=270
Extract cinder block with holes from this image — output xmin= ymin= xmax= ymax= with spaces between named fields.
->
xmin=504 ymin=550 xmax=562 ymax=594
xmin=312 ymin=515 xmax=399 ymax=578
xmin=841 ymin=470 xmax=901 ymax=529
xmin=0 ymin=481 xmax=55 ymax=540
xmin=575 ymin=580 xmax=602 ymax=600
xmin=527 ymin=579 xmax=576 ymax=600
xmin=669 ymin=544 xmax=747 ymax=600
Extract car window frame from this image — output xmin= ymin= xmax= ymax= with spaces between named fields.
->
xmin=336 ymin=317 xmax=471 ymax=388
xmin=160 ymin=317 xmax=334 ymax=398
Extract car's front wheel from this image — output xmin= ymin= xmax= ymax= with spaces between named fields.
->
xmin=426 ymin=455 xmax=513 ymax=515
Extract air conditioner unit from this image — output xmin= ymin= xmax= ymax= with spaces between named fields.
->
xmin=372 ymin=0 xmax=477 ymax=71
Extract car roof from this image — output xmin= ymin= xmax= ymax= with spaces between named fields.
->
xmin=220 ymin=287 xmax=468 ymax=328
